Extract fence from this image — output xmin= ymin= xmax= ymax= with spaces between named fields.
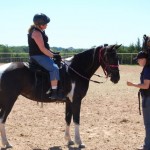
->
xmin=0 ymin=53 xmax=138 ymax=64
xmin=118 ymin=53 xmax=137 ymax=64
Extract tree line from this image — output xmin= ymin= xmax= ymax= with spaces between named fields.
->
xmin=0 ymin=38 xmax=142 ymax=53
xmin=0 ymin=38 xmax=142 ymax=64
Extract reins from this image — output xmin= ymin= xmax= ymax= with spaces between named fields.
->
xmin=61 ymin=60 xmax=105 ymax=84
xmin=99 ymin=48 xmax=119 ymax=77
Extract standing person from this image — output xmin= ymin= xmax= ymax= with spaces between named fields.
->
xmin=28 ymin=13 xmax=65 ymax=100
xmin=127 ymin=51 xmax=150 ymax=150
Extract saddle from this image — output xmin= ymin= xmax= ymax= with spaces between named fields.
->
xmin=28 ymin=56 xmax=64 ymax=86
xmin=27 ymin=57 xmax=66 ymax=100
xmin=28 ymin=56 xmax=63 ymax=74
xmin=29 ymin=58 xmax=49 ymax=74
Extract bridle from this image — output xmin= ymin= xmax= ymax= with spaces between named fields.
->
xmin=99 ymin=47 xmax=119 ymax=77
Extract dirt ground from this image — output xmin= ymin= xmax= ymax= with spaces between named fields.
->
xmin=0 ymin=65 xmax=146 ymax=150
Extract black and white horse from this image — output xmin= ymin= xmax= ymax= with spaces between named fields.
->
xmin=0 ymin=44 xmax=120 ymax=148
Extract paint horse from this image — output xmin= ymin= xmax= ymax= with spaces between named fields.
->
xmin=0 ymin=44 xmax=120 ymax=148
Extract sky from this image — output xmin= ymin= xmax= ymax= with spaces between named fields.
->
xmin=0 ymin=0 xmax=150 ymax=49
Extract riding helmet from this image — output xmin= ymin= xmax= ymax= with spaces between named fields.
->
xmin=33 ymin=13 xmax=50 ymax=26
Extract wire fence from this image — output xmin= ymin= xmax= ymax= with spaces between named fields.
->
xmin=0 ymin=53 xmax=138 ymax=64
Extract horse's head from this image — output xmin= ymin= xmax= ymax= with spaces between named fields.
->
xmin=142 ymin=34 xmax=150 ymax=54
xmin=99 ymin=44 xmax=121 ymax=84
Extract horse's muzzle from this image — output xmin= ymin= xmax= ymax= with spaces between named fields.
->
xmin=110 ymin=72 xmax=120 ymax=84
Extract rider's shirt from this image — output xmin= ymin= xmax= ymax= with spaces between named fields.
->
xmin=28 ymin=27 xmax=50 ymax=56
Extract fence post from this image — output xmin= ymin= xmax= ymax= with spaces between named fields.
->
xmin=121 ymin=54 xmax=123 ymax=64
xmin=131 ymin=54 xmax=132 ymax=64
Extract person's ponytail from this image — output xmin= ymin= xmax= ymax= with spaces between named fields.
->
xmin=28 ymin=25 xmax=35 ymax=34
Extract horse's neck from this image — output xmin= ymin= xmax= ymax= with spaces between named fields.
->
xmin=81 ymin=48 xmax=101 ymax=78
xmin=86 ymin=60 xmax=101 ymax=78
xmin=86 ymin=48 xmax=105 ymax=78
xmin=67 ymin=48 xmax=103 ymax=78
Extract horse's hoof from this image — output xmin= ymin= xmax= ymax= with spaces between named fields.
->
xmin=79 ymin=143 xmax=85 ymax=148
xmin=2 ymin=144 xmax=13 ymax=149
xmin=68 ymin=140 xmax=74 ymax=145
xmin=6 ymin=144 xmax=13 ymax=149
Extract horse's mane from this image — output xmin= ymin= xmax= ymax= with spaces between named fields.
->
xmin=70 ymin=46 xmax=102 ymax=73
xmin=72 ymin=46 xmax=103 ymax=63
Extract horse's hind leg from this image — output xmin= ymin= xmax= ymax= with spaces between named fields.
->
xmin=0 ymin=93 xmax=18 ymax=148
xmin=65 ymin=101 xmax=74 ymax=145
xmin=0 ymin=121 xmax=12 ymax=148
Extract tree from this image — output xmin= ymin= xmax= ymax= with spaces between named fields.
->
xmin=128 ymin=43 xmax=136 ymax=53
xmin=135 ymin=38 xmax=141 ymax=52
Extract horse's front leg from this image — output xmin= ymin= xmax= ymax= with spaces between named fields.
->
xmin=72 ymin=100 xmax=85 ymax=148
xmin=65 ymin=101 xmax=74 ymax=145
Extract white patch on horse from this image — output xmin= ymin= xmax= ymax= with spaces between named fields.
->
xmin=0 ymin=63 xmax=12 ymax=90
xmin=64 ymin=56 xmax=74 ymax=62
xmin=63 ymin=56 xmax=74 ymax=72
xmin=0 ymin=119 xmax=12 ymax=148
xmin=65 ymin=125 xmax=72 ymax=141
xmin=74 ymin=123 xmax=82 ymax=145
xmin=0 ymin=63 xmax=12 ymax=78
xmin=67 ymin=82 xmax=75 ymax=102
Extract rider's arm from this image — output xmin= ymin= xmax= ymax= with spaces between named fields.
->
xmin=32 ymin=30 xmax=54 ymax=58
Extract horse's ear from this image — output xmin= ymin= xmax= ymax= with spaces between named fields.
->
xmin=143 ymin=34 xmax=147 ymax=40
xmin=115 ymin=44 xmax=122 ymax=49
xmin=104 ymin=44 xmax=108 ymax=47
xmin=108 ymin=44 xmax=116 ymax=50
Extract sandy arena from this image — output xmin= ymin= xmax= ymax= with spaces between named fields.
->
xmin=0 ymin=65 xmax=145 ymax=150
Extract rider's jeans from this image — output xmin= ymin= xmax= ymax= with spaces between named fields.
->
xmin=31 ymin=55 xmax=60 ymax=81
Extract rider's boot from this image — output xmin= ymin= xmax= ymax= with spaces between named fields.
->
xmin=50 ymin=89 xmax=66 ymax=101
xmin=57 ymin=89 xmax=67 ymax=101
xmin=50 ymin=89 xmax=58 ymax=100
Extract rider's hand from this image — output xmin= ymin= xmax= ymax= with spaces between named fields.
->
xmin=53 ymin=54 xmax=62 ymax=61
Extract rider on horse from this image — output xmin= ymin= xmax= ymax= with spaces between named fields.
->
xmin=28 ymin=13 xmax=66 ymax=100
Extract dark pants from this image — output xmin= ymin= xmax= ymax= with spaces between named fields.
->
xmin=142 ymin=96 xmax=150 ymax=150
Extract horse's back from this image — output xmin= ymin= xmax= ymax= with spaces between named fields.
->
xmin=0 ymin=62 xmax=32 ymax=91
xmin=0 ymin=62 xmax=27 ymax=71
